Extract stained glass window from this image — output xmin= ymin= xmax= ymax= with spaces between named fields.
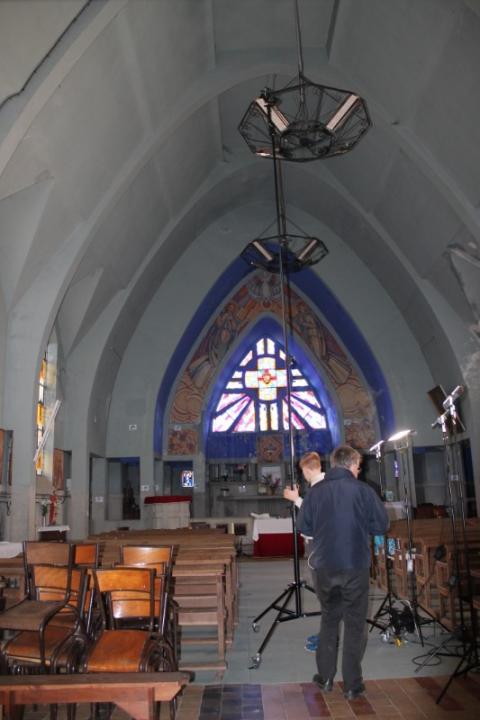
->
xmin=211 ymin=336 xmax=327 ymax=433
xmin=35 ymin=355 xmax=47 ymax=476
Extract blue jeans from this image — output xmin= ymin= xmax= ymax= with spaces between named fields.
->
xmin=312 ymin=567 xmax=370 ymax=691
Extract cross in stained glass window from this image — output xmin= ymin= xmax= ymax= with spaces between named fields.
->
xmin=211 ymin=336 xmax=327 ymax=433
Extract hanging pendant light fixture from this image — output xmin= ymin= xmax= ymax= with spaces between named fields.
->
xmin=241 ymin=228 xmax=328 ymax=274
xmin=238 ymin=1 xmax=371 ymax=162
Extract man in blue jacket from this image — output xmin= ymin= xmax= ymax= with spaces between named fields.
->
xmin=297 ymin=445 xmax=389 ymax=700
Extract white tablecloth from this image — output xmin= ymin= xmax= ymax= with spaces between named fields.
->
xmin=252 ymin=517 xmax=293 ymax=542
xmin=0 ymin=542 xmax=23 ymax=558
xmin=37 ymin=525 xmax=70 ymax=534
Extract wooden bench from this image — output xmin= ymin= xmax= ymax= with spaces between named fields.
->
xmin=172 ymin=566 xmax=226 ymax=672
xmin=0 ymin=671 xmax=189 ymax=720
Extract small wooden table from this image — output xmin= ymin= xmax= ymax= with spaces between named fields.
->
xmin=0 ymin=671 xmax=189 ymax=720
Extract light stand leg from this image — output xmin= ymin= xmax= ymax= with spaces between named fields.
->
xmin=420 ymin=402 xmax=480 ymax=703
xmin=435 ymin=438 xmax=480 ymax=701
xmin=249 ymin=504 xmax=321 ymax=668
xmin=367 ymin=451 xmax=403 ymax=638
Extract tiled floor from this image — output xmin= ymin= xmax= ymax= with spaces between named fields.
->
xmin=185 ymin=558 xmax=469 ymax=685
xmin=176 ymin=676 xmax=480 ymax=719
xmin=175 ymin=557 xmax=480 ymax=718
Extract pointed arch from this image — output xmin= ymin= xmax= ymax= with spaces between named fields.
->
xmin=154 ymin=260 xmax=394 ymax=456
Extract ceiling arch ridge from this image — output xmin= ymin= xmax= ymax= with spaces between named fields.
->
xmin=294 ymin=75 xmax=480 ymax=243
xmin=56 ymin=267 xmax=105 ymax=358
xmin=276 ymin=166 xmax=472 ymax=384
xmin=60 ymin=155 xmax=273 ymax=363
xmin=0 ymin=0 xmax=128 ymax=179
xmin=46 ymin=81 xmax=271 ymax=297
xmin=283 ymin=159 xmax=470 ymax=313
xmin=282 ymin=162 xmax=420 ymax=279
xmin=28 ymin=107 xmax=239 ymax=354
xmin=0 ymin=174 xmax=54 ymax=312
xmin=390 ymin=124 xmax=480 ymax=244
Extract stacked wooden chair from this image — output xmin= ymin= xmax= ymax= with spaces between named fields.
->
xmin=84 ymin=565 xmax=177 ymax=720
xmin=0 ymin=542 xmax=89 ymax=675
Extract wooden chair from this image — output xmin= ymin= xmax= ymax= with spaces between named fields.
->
xmin=0 ymin=566 xmax=87 ymax=674
xmin=72 ymin=544 xmax=101 ymax=638
xmin=84 ymin=567 xmax=176 ymax=673
xmin=73 ymin=543 xmax=99 ymax=569
xmin=23 ymin=542 xmax=72 ymax=598
xmin=120 ymin=545 xmax=175 ymax=578
xmin=119 ymin=545 xmax=176 ymax=653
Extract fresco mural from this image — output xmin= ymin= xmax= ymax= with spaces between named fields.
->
xmin=167 ymin=271 xmax=378 ymax=451
xmin=167 ymin=428 xmax=198 ymax=456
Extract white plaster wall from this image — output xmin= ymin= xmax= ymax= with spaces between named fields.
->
xmin=0 ymin=298 xmax=6 ymax=419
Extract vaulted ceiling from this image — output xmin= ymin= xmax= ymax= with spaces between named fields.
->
xmin=1 ymin=0 xmax=480 ymax=444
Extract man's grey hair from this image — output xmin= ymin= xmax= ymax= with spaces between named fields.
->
xmin=331 ymin=445 xmax=361 ymax=469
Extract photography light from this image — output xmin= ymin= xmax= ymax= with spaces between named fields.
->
xmin=388 ymin=429 xmax=414 ymax=443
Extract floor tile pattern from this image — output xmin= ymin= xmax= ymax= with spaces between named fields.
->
xmin=175 ymin=675 xmax=480 ymax=720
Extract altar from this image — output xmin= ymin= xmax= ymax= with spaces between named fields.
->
xmin=252 ymin=517 xmax=304 ymax=557
xmin=144 ymin=495 xmax=191 ymax=529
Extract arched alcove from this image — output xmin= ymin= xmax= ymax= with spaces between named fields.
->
xmin=155 ymin=260 xmax=395 ymax=460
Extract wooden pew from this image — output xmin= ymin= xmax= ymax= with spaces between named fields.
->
xmin=0 ymin=672 xmax=189 ymax=720
xmin=172 ymin=566 xmax=226 ymax=672
xmin=382 ymin=518 xmax=480 ymax=629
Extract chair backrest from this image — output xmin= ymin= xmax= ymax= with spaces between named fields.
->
xmin=120 ymin=545 xmax=174 ymax=574
xmin=73 ymin=543 xmax=99 ymax=568
xmin=31 ymin=565 xmax=88 ymax=627
xmin=31 ymin=565 xmax=72 ymax=604
xmin=24 ymin=542 xmax=73 ymax=597
xmin=93 ymin=567 xmax=157 ymax=631
xmin=24 ymin=541 xmax=72 ymax=566
xmin=117 ymin=559 xmax=168 ymax=576
xmin=154 ymin=574 xmax=169 ymax=637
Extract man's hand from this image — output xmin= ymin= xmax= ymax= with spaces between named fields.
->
xmin=283 ymin=485 xmax=300 ymax=503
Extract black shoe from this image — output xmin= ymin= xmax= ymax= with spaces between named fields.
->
xmin=343 ymin=683 xmax=365 ymax=700
xmin=312 ymin=675 xmax=334 ymax=692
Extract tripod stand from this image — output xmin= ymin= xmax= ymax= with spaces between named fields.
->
xmin=417 ymin=391 xmax=479 ymax=704
xmin=249 ymin=500 xmax=321 ymax=668
xmin=370 ymin=433 xmax=431 ymax=646
xmin=368 ymin=441 xmax=412 ymax=644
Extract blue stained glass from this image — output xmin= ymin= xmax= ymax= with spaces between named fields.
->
xmin=216 ymin=392 xmax=245 ymax=411
xmin=259 ymin=403 xmax=268 ymax=431
xmin=212 ymin=395 xmax=250 ymax=431
xmin=234 ymin=400 xmax=255 ymax=431
xmin=290 ymin=396 xmax=326 ymax=429
xmin=240 ymin=351 xmax=253 ymax=366
xmin=292 ymin=390 xmax=321 ymax=408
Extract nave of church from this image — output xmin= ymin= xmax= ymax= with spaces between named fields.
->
xmin=1 ymin=1 xmax=480 ymax=718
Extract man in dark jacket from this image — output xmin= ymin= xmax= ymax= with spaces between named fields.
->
xmin=297 ymin=445 xmax=389 ymax=699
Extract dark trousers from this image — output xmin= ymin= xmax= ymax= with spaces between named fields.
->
xmin=312 ymin=567 xmax=370 ymax=691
